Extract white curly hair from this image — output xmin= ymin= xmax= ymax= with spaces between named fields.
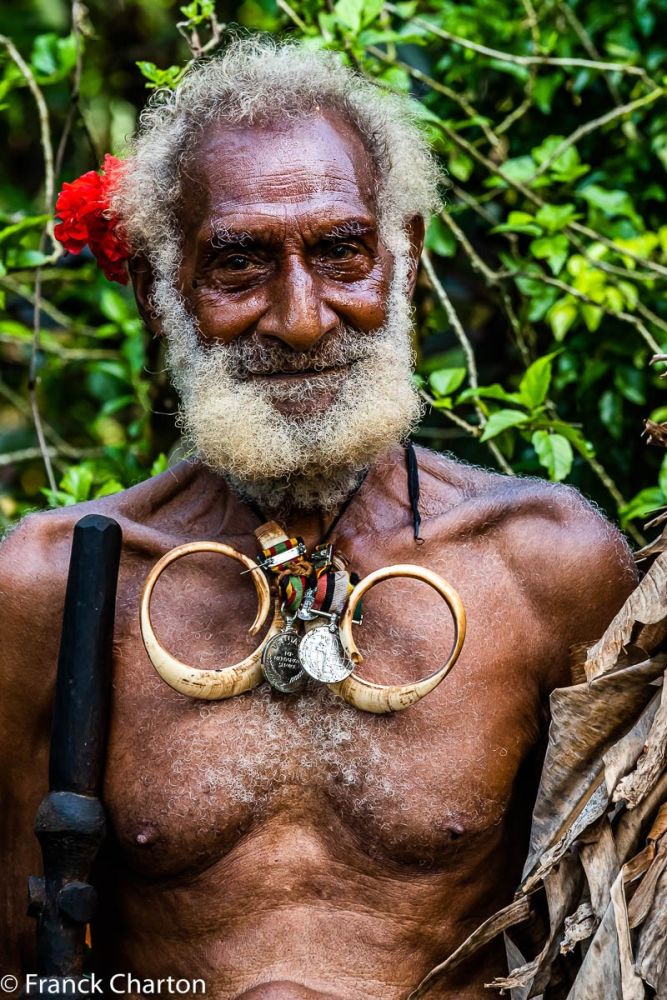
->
xmin=111 ymin=34 xmax=443 ymax=280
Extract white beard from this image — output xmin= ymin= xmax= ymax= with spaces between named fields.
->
xmin=152 ymin=254 xmax=422 ymax=513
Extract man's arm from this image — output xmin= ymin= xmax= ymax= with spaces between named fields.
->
xmin=0 ymin=514 xmax=72 ymax=971
xmin=504 ymin=482 xmax=639 ymax=694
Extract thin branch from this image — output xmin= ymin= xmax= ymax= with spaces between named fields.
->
xmin=0 ymin=35 xmax=61 ymax=491
xmin=276 ymin=0 xmax=311 ymax=33
xmin=0 ymin=375 xmax=82 ymax=456
xmin=0 ymin=36 xmax=55 ymax=248
xmin=0 ymin=275 xmax=100 ymax=335
xmin=27 ymin=271 xmax=57 ymax=491
xmin=53 ymin=1 xmax=95 ymax=176
xmin=384 ymin=4 xmax=656 ymax=86
xmin=450 ymin=183 xmax=500 ymax=227
xmin=419 ymin=389 xmax=480 ymax=436
xmin=529 ymin=87 xmax=664 ymax=179
xmin=496 ymin=0 xmax=539 ymax=135
xmin=499 ymin=287 xmax=533 ymax=366
xmin=557 ymin=1 xmax=625 ymax=108
xmin=439 ymin=122 xmax=667 ymax=279
xmin=485 ymin=439 xmax=516 ymax=476
xmin=438 ymin=210 xmax=506 ymax=285
xmin=420 ymin=388 xmax=515 ymax=476
xmin=422 ymin=250 xmax=480 ymax=393
xmin=0 ymin=333 xmax=117 ymax=360
xmin=636 ymin=302 xmax=667 ymax=338
xmin=421 ymin=251 xmax=517 ymax=475
xmin=0 ymin=446 xmax=104 ymax=468
xmin=585 ymin=454 xmax=645 ymax=545
xmin=513 ymin=269 xmax=661 ymax=355
xmin=453 ymin=184 xmax=659 ymax=286
xmin=367 ymin=46 xmax=501 ymax=149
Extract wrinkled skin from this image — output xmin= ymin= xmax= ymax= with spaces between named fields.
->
xmin=0 ymin=113 xmax=637 ymax=998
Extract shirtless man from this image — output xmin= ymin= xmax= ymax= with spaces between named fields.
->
xmin=0 ymin=38 xmax=637 ymax=999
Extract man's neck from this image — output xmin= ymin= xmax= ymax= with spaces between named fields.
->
xmin=226 ymin=464 xmax=369 ymax=543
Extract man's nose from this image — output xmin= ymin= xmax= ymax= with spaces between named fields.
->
xmin=257 ymin=256 xmax=338 ymax=351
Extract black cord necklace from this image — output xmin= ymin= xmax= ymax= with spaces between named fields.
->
xmin=244 ymin=443 xmax=423 ymax=545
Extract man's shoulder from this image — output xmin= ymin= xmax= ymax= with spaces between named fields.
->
xmin=414 ymin=446 xmax=637 ymax=688
xmin=0 ymin=459 xmax=208 ymax=583
xmin=418 ymin=445 xmax=622 ymax=533
xmin=415 ymin=445 xmax=637 ymax=596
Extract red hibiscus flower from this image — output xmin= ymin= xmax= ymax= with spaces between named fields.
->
xmin=54 ymin=154 xmax=131 ymax=284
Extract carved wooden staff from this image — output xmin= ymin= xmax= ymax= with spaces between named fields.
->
xmin=26 ymin=514 xmax=122 ymax=995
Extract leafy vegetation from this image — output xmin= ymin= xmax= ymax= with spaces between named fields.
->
xmin=1 ymin=0 xmax=666 ymax=545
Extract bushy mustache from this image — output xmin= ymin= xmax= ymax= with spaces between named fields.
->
xmin=202 ymin=325 xmax=379 ymax=377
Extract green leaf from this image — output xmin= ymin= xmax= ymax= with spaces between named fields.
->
xmin=491 ymin=211 xmax=541 ymax=236
xmin=136 ymin=61 xmax=185 ymax=90
xmin=480 ymin=409 xmax=530 ymax=441
xmin=392 ymin=1 xmax=417 ymax=15
xmin=535 ymin=202 xmax=578 ymax=233
xmin=42 ymin=489 xmax=77 ymax=508
xmin=425 ymin=216 xmax=456 ymax=258
xmin=547 ymin=298 xmax=578 ymax=341
xmin=618 ymin=281 xmax=639 ymax=310
xmin=614 ymin=365 xmax=645 ymax=405
xmin=532 ymin=75 xmax=564 ymax=115
xmin=31 ymin=33 xmax=77 ymax=82
xmin=6 ymin=248 xmax=51 ymax=268
xmin=334 ymin=0 xmax=383 ymax=32
xmin=532 ymin=430 xmax=573 ymax=481
xmin=527 ymin=286 xmax=559 ymax=322
xmin=619 ymin=487 xmax=666 ymax=528
xmin=94 ymin=479 xmax=124 ymax=499
xmin=151 ymin=453 xmax=169 ymax=477
xmin=658 ymin=455 xmax=667 ymax=498
xmin=599 ymin=390 xmax=623 ymax=440
xmin=581 ymin=303 xmax=603 ymax=331
xmin=429 ymin=367 xmax=467 ymax=397
xmin=180 ymin=0 xmax=215 ymax=24
xmin=545 ymin=421 xmax=594 ymax=457
xmin=59 ymin=465 xmax=94 ymax=503
xmin=604 ymin=287 xmax=624 ymax=314
xmin=448 ymin=149 xmax=473 ymax=182
xmin=100 ymin=288 xmax=132 ymax=325
xmin=518 ymin=352 xmax=558 ymax=409
xmin=531 ymin=136 xmax=588 ymax=182
xmin=579 ymin=184 xmax=642 ymax=225
xmin=529 ymin=234 xmax=569 ymax=274
xmin=486 ymin=156 xmax=538 ymax=189
xmin=0 ymin=214 xmax=49 ymax=246
xmin=456 ymin=384 xmax=523 ymax=405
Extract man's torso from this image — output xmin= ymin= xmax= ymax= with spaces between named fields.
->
xmin=0 ymin=446 xmax=635 ymax=998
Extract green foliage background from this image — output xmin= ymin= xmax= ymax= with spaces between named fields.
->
xmin=1 ymin=0 xmax=666 ymax=543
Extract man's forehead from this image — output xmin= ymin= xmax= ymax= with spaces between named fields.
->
xmin=178 ymin=110 xmax=378 ymax=234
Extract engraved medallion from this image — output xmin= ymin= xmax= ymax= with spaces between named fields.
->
xmin=262 ymin=630 xmax=307 ymax=693
xmin=298 ymin=626 xmax=354 ymax=683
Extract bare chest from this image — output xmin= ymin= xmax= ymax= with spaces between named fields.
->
xmin=103 ymin=533 xmax=545 ymax=879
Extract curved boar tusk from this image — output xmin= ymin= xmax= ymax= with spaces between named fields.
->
xmin=331 ymin=563 xmax=466 ymax=714
xmin=140 ymin=541 xmax=277 ymax=700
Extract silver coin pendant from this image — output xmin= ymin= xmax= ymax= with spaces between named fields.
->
xmin=298 ymin=626 xmax=354 ymax=683
xmin=262 ymin=630 xmax=307 ymax=693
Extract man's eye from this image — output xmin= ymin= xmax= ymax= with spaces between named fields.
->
xmin=323 ymin=243 xmax=357 ymax=261
xmin=224 ymin=255 xmax=251 ymax=271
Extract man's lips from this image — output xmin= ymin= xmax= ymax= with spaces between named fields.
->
xmin=244 ymin=362 xmax=354 ymax=382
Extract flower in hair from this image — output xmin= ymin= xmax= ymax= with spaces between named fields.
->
xmin=54 ymin=154 xmax=130 ymax=284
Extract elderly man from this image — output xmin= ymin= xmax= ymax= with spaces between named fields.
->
xmin=1 ymin=38 xmax=637 ymax=1000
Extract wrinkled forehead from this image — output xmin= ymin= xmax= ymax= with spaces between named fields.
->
xmin=176 ymin=110 xmax=379 ymax=239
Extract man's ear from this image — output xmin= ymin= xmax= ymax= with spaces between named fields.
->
xmin=129 ymin=253 xmax=163 ymax=337
xmin=404 ymin=215 xmax=425 ymax=299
